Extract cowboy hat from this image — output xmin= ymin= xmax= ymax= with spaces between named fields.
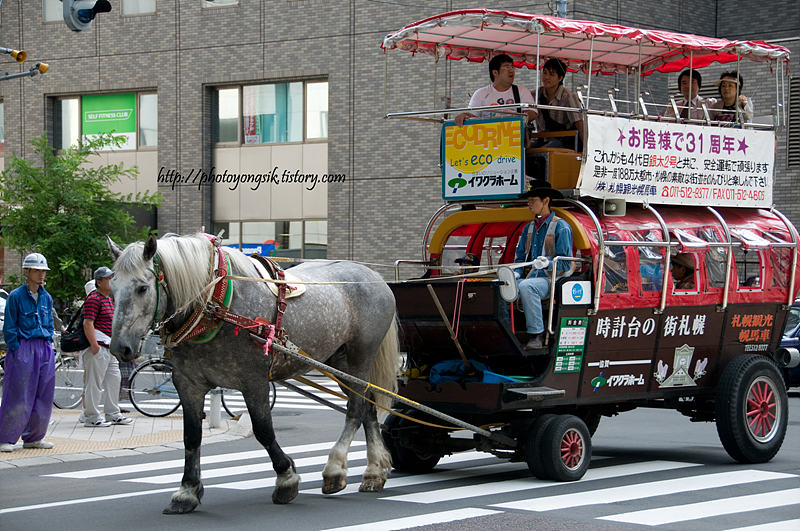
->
xmin=518 ymin=180 xmax=564 ymax=200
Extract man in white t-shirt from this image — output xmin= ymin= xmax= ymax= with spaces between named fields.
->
xmin=455 ymin=54 xmax=537 ymax=128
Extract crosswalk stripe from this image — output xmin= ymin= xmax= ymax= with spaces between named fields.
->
xmin=126 ymin=450 xmax=369 ymax=484
xmin=598 ymin=488 xmax=800 ymax=526
xmin=318 ymin=508 xmax=502 ymax=531
xmin=300 ymin=453 xmax=512 ymax=496
xmin=0 ymin=488 xmax=176 ymax=515
xmin=45 ymin=440 xmax=365 ymax=479
xmin=723 ymin=519 xmax=800 ymax=531
xmin=382 ymin=460 xmax=701 ymax=504
xmin=492 ymin=470 xmax=795 ymax=512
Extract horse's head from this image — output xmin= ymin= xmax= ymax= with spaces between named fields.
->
xmin=108 ymin=234 xmax=162 ymax=363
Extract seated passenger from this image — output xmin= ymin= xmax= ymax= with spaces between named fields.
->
xmin=709 ymin=72 xmax=753 ymax=123
xmin=454 ymin=54 xmax=537 ymax=128
xmin=664 ymin=69 xmax=712 ymax=121
xmin=531 ymin=58 xmax=585 ymax=150
xmin=671 ymin=253 xmax=696 ymax=290
xmin=513 ymin=182 xmax=573 ymax=349
xmin=454 ymin=253 xmax=480 ymax=275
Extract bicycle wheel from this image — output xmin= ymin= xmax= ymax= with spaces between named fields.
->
xmin=53 ymin=356 xmax=83 ymax=409
xmin=130 ymin=359 xmax=181 ymax=417
xmin=221 ymin=381 xmax=276 ymax=417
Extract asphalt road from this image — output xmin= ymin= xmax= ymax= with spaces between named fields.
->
xmin=1 ymin=391 xmax=798 ymax=531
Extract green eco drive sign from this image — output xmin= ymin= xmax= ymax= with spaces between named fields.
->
xmin=82 ymin=93 xmax=136 ymax=150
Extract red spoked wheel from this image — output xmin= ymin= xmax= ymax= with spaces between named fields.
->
xmin=746 ymin=376 xmax=781 ymax=443
xmin=716 ymin=355 xmax=788 ymax=463
xmin=541 ymin=414 xmax=592 ymax=482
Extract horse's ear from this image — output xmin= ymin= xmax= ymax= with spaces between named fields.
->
xmin=143 ymin=234 xmax=158 ymax=262
xmin=107 ymin=235 xmax=124 ymax=260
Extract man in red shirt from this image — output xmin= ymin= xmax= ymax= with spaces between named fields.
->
xmin=82 ymin=267 xmax=131 ymax=427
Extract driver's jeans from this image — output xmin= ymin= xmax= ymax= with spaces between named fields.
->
xmin=518 ymin=276 xmax=551 ymax=334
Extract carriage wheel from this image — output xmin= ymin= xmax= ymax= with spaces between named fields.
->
xmin=715 ymin=355 xmax=788 ymax=463
xmin=577 ymin=409 xmax=601 ymax=436
xmin=382 ymin=411 xmax=442 ymax=473
xmin=540 ymin=414 xmax=591 ymax=482
xmin=129 ymin=359 xmax=181 ymax=417
xmin=525 ymin=413 xmax=557 ymax=479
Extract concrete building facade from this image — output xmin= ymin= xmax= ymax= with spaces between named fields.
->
xmin=0 ymin=0 xmax=796 ymax=280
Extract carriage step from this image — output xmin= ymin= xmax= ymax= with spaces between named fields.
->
xmin=506 ymin=387 xmax=566 ymax=401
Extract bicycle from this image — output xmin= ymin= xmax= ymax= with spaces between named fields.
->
xmin=128 ymin=356 xmax=276 ymax=417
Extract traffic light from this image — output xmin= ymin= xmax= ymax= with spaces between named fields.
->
xmin=62 ymin=0 xmax=112 ymax=32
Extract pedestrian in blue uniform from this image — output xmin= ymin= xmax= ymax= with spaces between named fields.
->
xmin=0 ymin=253 xmax=57 ymax=452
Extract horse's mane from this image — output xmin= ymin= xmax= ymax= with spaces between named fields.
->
xmin=115 ymin=233 xmax=255 ymax=315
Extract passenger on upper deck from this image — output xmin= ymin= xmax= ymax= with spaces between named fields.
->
xmin=709 ymin=72 xmax=753 ymax=123
xmin=454 ymin=54 xmax=537 ymax=129
xmin=664 ymin=69 xmax=712 ymax=121
xmin=513 ymin=182 xmax=574 ymax=350
xmin=671 ymin=253 xmax=696 ymax=290
xmin=531 ymin=58 xmax=585 ymax=150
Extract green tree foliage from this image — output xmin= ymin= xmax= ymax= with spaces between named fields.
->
xmin=0 ymin=134 xmax=162 ymax=305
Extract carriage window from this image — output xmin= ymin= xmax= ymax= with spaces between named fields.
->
xmin=732 ymin=247 xmax=763 ymax=288
xmin=602 ymin=232 xmax=628 ymax=293
xmin=765 ymin=231 xmax=791 ymax=288
xmin=698 ymin=227 xmax=727 ymax=288
xmin=633 ymin=230 xmax=664 ymax=292
xmin=481 ymin=236 xmax=508 ymax=268
xmin=441 ymin=235 xmax=471 ymax=275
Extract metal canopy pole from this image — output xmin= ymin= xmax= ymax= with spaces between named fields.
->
xmin=266 ymin=340 xmax=518 ymax=448
xmin=771 ymin=207 xmax=798 ymax=307
xmin=706 ymin=207 xmax=733 ymax=311
xmin=585 ymin=35 xmax=594 ymax=111
xmin=635 ymin=40 xmax=642 ymax=116
xmin=643 ymin=204 xmax=670 ymax=314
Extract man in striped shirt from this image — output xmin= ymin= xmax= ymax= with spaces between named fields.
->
xmin=82 ymin=267 xmax=131 ymax=427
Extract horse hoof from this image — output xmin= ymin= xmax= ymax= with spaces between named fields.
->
xmin=359 ymin=477 xmax=386 ymax=492
xmin=163 ymin=498 xmax=199 ymax=514
xmin=272 ymin=483 xmax=299 ymax=504
xmin=322 ymin=474 xmax=347 ymax=494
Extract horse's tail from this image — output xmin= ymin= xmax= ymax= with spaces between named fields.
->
xmin=369 ymin=314 xmax=401 ymax=413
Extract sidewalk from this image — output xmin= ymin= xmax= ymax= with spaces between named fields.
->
xmin=0 ymin=405 xmax=253 ymax=469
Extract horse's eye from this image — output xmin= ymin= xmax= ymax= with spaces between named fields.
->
xmin=137 ymin=285 xmax=148 ymax=295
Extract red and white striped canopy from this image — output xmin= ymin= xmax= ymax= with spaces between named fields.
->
xmin=382 ymin=9 xmax=790 ymax=76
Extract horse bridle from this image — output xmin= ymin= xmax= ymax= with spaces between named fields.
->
xmin=146 ymin=254 xmax=170 ymax=332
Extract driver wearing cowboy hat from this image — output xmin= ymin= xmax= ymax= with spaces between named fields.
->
xmin=513 ymin=181 xmax=573 ymax=350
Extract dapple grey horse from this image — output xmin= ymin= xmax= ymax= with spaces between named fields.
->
xmin=108 ymin=234 xmax=400 ymax=514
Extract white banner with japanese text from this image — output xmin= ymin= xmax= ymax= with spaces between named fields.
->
xmin=578 ymin=115 xmax=774 ymax=208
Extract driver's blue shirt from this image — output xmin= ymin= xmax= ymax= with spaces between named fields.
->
xmin=514 ymin=212 xmax=573 ymax=278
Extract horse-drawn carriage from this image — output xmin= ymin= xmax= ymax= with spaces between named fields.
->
xmin=380 ymin=9 xmax=797 ymax=482
xmin=107 ymin=9 xmax=795 ymax=514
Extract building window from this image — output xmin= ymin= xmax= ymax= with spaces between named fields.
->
xmin=214 ymin=88 xmax=240 ymax=143
xmin=215 ymin=220 xmax=327 ymax=260
xmin=55 ymin=93 xmax=157 ymax=150
xmin=243 ymin=83 xmax=303 ymax=144
xmin=121 ymin=0 xmax=156 ymax=15
xmin=306 ymin=81 xmax=329 ymax=140
xmin=139 ymin=93 xmax=158 ymax=147
xmin=203 ymin=0 xmax=238 ymax=7
xmin=43 ymin=0 xmax=62 ymax=22
xmin=214 ymin=81 xmax=328 ymax=145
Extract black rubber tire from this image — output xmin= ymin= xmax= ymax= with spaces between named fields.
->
xmin=382 ymin=412 xmax=441 ymax=473
xmin=715 ymin=355 xmax=788 ymax=464
xmin=525 ymin=413 xmax=558 ymax=479
xmin=129 ymin=359 xmax=181 ymax=417
xmin=53 ymin=357 xmax=83 ymax=409
xmin=541 ymin=414 xmax=592 ymax=482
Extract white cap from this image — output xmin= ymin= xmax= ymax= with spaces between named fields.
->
xmin=84 ymin=279 xmax=96 ymax=297
xmin=22 ymin=253 xmax=50 ymax=270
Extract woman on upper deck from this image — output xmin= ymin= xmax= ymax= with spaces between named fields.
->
xmin=531 ymin=58 xmax=585 ymax=151
xmin=708 ymin=71 xmax=754 ymax=124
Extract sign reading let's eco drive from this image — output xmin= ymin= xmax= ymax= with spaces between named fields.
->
xmin=82 ymin=93 xmax=136 ymax=150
